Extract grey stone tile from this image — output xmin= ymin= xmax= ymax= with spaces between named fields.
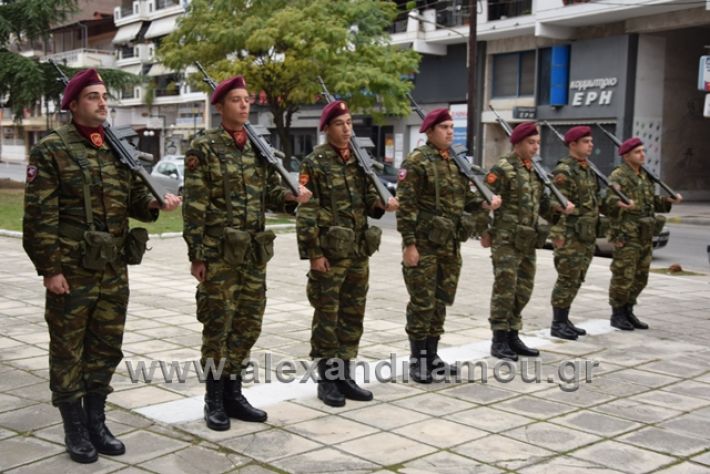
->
xmin=630 ymin=390 xmax=710 ymax=412
xmin=617 ymin=427 xmax=709 ymax=457
xmin=518 ymin=455 xmax=625 ymax=474
xmin=552 ymin=411 xmax=642 ymax=437
xmin=659 ymin=413 xmax=710 ymax=441
xmin=0 ymin=436 xmax=64 ymax=471
xmin=335 ymin=431 xmax=437 ymax=465
xmin=653 ymin=463 xmax=710 ymax=474
xmin=451 ymin=433 xmax=555 ymax=470
xmin=572 ymin=440 xmax=677 ymax=473
xmin=692 ymin=451 xmax=710 ymax=467
xmin=235 ymin=465 xmax=282 ymax=474
xmin=393 ymin=418 xmax=488 ymax=448
xmin=391 ymin=392 xmax=474 ymax=416
xmin=138 ymin=445 xmax=249 ymax=473
xmin=114 ymin=429 xmax=190 ymax=464
xmin=446 ymin=406 xmax=535 ymax=433
xmin=0 ymin=393 xmax=38 ymax=414
xmin=366 ymin=381 xmax=425 ymax=401
xmin=222 ymin=428 xmax=321 ymax=463
xmin=592 ymin=399 xmax=683 ymax=424
xmin=6 ymin=381 xmax=51 ymax=403
xmin=661 ymin=380 xmax=710 ymax=401
xmin=263 ymin=401 xmax=325 ymax=427
xmin=536 ymin=385 xmax=616 ymax=408
xmin=605 ymin=368 xmax=681 ymax=388
xmin=503 ymin=422 xmax=602 ymax=453
xmin=340 ymin=402 xmax=430 ymax=430
xmin=285 ymin=415 xmax=378 ymax=444
xmin=494 ymin=395 xmax=577 ymax=420
xmin=7 ymin=452 xmax=124 ymax=473
xmin=0 ymin=369 xmax=45 ymax=392
xmin=443 ymin=382 xmax=519 ymax=405
xmin=271 ymin=447 xmax=379 ymax=474
xmin=400 ymin=450 xmax=502 ymax=474
xmin=176 ymin=418 xmax=269 ymax=443
xmin=0 ymin=402 xmax=61 ymax=432
xmin=639 ymin=359 xmax=707 ymax=378
xmin=585 ymin=377 xmax=650 ymax=397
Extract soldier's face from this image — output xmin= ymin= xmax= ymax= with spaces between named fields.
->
xmin=217 ymin=88 xmax=251 ymax=128
xmin=570 ymin=136 xmax=593 ymax=159
xmin=514 ymin=135 xmax=540 ymax=161
xmin=624 ymin=146 xmax=645 ymax=167
xmin=426 ymin=120 xmax=454 ymax=150
xmin=69 ymin=84 xmax=109 ymax=127
xmin=325 ymin=114 xmax=352 ymax=148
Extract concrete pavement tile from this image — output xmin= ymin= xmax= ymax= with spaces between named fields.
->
xmin=661 ymin=380 xmax=710 ymax=401
xmin=0 ymin=369 xmax=45 ymax=393
xmin=443 ymin=383 xmax=518 ymax=405
xmin=335 ymin=431 xmax=437 ymax=466
xmin=236 ymin=463 xmax=290 ymax=473
xmin=121 ymin=339 xmax=183 ymax=355
xmin=659 ymin=413 xmax=710 ymax=441
xmin=135 ymin=325 xmax=198 ymax=339
xmin=341 ymin=402 xmax=430 ymax=430
xmin=537 ymin=385 xmax=615 ymax=407
xmin=639 ymin=359 xmax=708 ymax=378
xmin=105 ymin=407 xmax=156 ymax=430
xmin=262 ymin=401 xmax=324 ymax=426
xmin=393 ymin=418 xmax=488 ymax=448
xmin=0 ymin=402 xmax=61 ymax=432
xmin=391 ymin=392 xmax=474 ymax=416
xmin=293 ymin=394 xmax=371 ymax=415
xmin=107 ymin=385 xmax=184 ymax=409
xmin=6 ymin=356 xmax=48 ymax=372
xmin=692 ymin=452 xmax=710 ymax=467
xmin=585 ymin=376 xmax=659 ymax=397
xmin=630 ymin=390 xmax=710 ymax=412
xmin=0 ymin=347 xmax=47 ymax=362
xmin=108 ymin=467 xmax=154 ymax=473
xmin=605 ymin=368 xmax=681 ymax=388
xmin=222 ymin=429 xmax=321 ymax=463
xmin=503 ymin=421 xmax=602 ymax=452
xmin=285 ymin=415 xmax=378 ymax=444
xmin=0 ymin=393 xmax=37 ymax=414
xmin=494 ymin=395 xmax=577 ymax=420
xmin=271 ymin=447 xmax=379 ymax=474
xmin=400 ymin=451 xmax=502 ymax=474
xmin=617 ymin=427 xmax=709 ymax=457
xmin=446 ymin=406 xmax=534 ymax=433
xmin=518 ymin=455 xmax=624 ymax=474
xmin=138 ymin=445 xmax=249 ymax=473
xmin=653 ymin=462 xmax=710 ymax=474
xmin=176 ymin=418 xmax=269 ymax=443
xmin=366 ymin=381 xmax=425 ymax=401
xmin=552 ymin=411 xmax=642 ymax=437
xmin=542 ymin=340 xmax=604 ymax=357
xmin=0 ymin=427 xmax=16 ymax=440
xmin=451 ymin=433 xmax=555 ymax=470
xmin=0 ymin=436 xmax=64 ymax=471
xmin=6 ymin=452 xmax=124 ymax=473
xmin=113 ymin=429 xmax=190 ymax=464
xmin=571 ymin=440 xmax=676 ymax=473
xmin=592 ymin=399 xmax=684 ymax=424
xmin=592 ymin=348 xmax=660 ymax=367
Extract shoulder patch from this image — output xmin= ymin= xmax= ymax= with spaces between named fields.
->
xmin=299 ymin=171 xmax=309 ymax=186
xmin=26 ymin=165 xmax=38 ymax=183
xmin=553 ymin=173 xmax=566 ymax=185
xmin=485 ymin=172 xmax=497 ymax=185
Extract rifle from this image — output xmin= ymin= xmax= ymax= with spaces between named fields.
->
xmin=543 ymin=121 xmax=631 ymax=205
xmin=594 ymin=123 xmax=677 ymax=198
xmin=194 ymin=62 xmax=300 ymax=196
xmin=316 ymin=77 xmax=392 ymax=205
xmin=488 ymin=106 xmax=569 ymax=208
xmin=406 ymin=93 xmax=494 ymax=205
xmin=49 ymin=60 xmax=165 ymax=207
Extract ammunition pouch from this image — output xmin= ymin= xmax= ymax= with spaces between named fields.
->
xmin=535 ymin=221 xmax=550 ymax=249
xmin=597 ymin=215 xmax=610 ymax=238
xmin=514 ymin=224 xmax=538 ymax=253
xmin=638 ymin=216 xmax=656 ymax=243
xmin=125 ymin=227 xmax=149 ymax=265
xmin=363 ymin=226 xmax=383 ymax=257
xmin=457 ymin=214 xmax=478 ymax=242
xmin=81 ymin=231 xmax=120 ymax=271
xmin=253 ymin=230 xmax=276 ymax=266
xmin=222 ymin=227 xmax=252 ymax=266
xmin=428 ymin=216 xmax=455 ymax=246
xmin=322 ymin=226 xmax=355 ymax=259
xmin=574 ymin=216 xmax=598 ymax=245
xmin=653 ymin=215 xmax=666 ymax=236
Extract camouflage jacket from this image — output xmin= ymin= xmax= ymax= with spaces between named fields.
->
xmin=182 ymin=128 xmax=296 ymax=262
xmin=296 ymin=143 xmax=384 ymax=260
xmin=604 ymin=162 xmax=671 ymax=243
xmin=485 ymin=152 xmax=552 ymax=241
xmin=23 ymin=123 xmax=157 ymax=277
xmin=549 ymin=156 xmax=601 ymax=240
xmin=396 ymin=143 xmax=485 ymax=247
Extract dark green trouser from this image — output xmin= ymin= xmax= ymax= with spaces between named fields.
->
xmin=609 ymin=240 xmax=653 ymax=308
xmin=489 ymin=243 xmax=536 ymax=331
xmin=551 ymin=236 xmax=595 ymax=308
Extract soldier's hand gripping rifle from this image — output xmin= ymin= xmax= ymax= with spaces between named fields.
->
xmin=194 ymin=62 xmax=300 ymax=196
xmin=543 ymin=121 xmax=631 ymax=205
xmin=316 ymin=77 xmax=392 ymax=205
xmin=488 ymin=105 xmax=569 ymax=208
xmin=49 ymin=60 xmax=166 ymax=207
xmin=593 ymin=123 xmax=677 ymax=198
xmin=406 ymin=93 xmax=494 ymax=205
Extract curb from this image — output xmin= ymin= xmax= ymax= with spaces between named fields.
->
xmin=666 ymin=216 xmax=710 ymax=227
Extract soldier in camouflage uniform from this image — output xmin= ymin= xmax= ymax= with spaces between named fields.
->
xmin=23 ymin=69 xmax=181 ymax=463
xmin=549 ymin=126 xmax=601 ymax=340
xmin=183 ymin=75 xmax=311 ymax=430
xmin=397 ymin=109 xmax=501 ymax=383
xmin=297 ymin=100 xmax=398 ymax=407
xmin=482 ymin=122 xmax=574 ymax=360
xmin=605 ymin=137 xmax=681 ymax=330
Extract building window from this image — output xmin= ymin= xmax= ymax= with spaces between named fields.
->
xmin=492 ymin=50 xmax=535 ymax=98
xmin=488 ymin=0 xmax=533 ymax=21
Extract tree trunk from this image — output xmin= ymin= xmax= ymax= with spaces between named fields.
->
xmin=269 ymin=104 xmax=294 ymax=170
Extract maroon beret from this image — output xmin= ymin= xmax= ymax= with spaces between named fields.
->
xmin=419 ymin=108 xmax=453 ymax=133
xmin=210 ymin=75 xmax=247 ymax=105
xmin=319 ymin=100 xmax=350 ymax=131
xmin=61 ymin=68 xmax=104 ymax=110
xmin=510 ymin=121 xmax=539 ymax=145
xmin=618 ymin=137 xmax=643 ymax=156
xmin=564 ymin=125 xmax=592 ymax=145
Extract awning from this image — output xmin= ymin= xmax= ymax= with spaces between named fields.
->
xmin=147 ymin=63 xmax=173 ymax=77
xmin=121 ymin=64 xmax=143 ymax=75
xmin=145 ymin=15 xmax=179 ymax=39
xmin=112 ymin=22 xmax=142 ymax=44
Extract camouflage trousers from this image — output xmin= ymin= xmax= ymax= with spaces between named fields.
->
xmin=307 ymin=256 xmax=369 ymax=360
xmin=403 ymin=246 xmax=461 ymax=340
xmin=45 ymin=263 xmax=128 ymax=406
xmin=551 ymin=238 xmax=595 ymax=309
xmin=609 ymin=240 xmax=652 ymax=308
xmin=196 ymin=258 xmax=266 ymax=375
xmin=489 ymin=243 xmax=536 ymax=331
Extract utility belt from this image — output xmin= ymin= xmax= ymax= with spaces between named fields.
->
xmin=204 ymin=225 xmax=277 ymax=267
xmin=638 ymin=215 xmax=666 ymax=243
xmin=495 ymin=221 xmax=550 ymax=252
xmin=565 ymin=214 xmax=599 ymax=245
xmin=318 ymin=225 xmax=382 ymax=259
xmin=416 ymin=210 xmax=479 ymax=247
xmin=58 ymin=222 xmax=149 ymax=270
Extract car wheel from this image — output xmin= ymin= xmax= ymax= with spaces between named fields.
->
xmin=178 ymin=186 xmax=184 ymax=197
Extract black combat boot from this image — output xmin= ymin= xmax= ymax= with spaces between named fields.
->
xmin=317 ymin=358 xmax=346 ymax=407
xmin=58 ymin=400 xmax=98 ymax=464
xmin=204 ymin=375 xmax=230 ymax=431
xmin=551 ymin=307 xmax=578 ymax=340
xmin=84 ymin=393 xmax=125 ymax=455
xmin=408 ymin=338 xmax=433 ymax=383
xmin=566 ymin=314 xmax=587 ymax=336
xmin=508 ymin=330 xmax=540 ymax=357
xmin=610 ymin=306 xmax=634 ymax=330
xmin=224 ymin=376 xmax=267 ymax=422
xmin=336 ymin=360 xmax=373 ymax=401
xmin=625 ymin=304 xmax=649 ymax=330
xmin=426 ymin=336 xmax=458 ymax=376
xmin=490 ymin=330 xmax=518 ymax=361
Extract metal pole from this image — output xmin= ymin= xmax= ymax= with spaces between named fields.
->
xmin=466 ymin=0 xmax=477 ymax=158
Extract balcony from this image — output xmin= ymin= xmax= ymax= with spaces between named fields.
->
xmin=114 ymin=1 xmax=149 ymax=26
xmin=116 ymin=44 xmax=151 ymax=66
xmin=488 ymin=0 xmax=532 ymax=21
xmin=46 ymin=49 xmax=116 ymax=68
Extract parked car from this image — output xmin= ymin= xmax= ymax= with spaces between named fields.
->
xmin=150 ymin=155 xmax=184 ymax=196
xmin=543 ymin=225 xmax=670 ymax=257
xmin=376 ymin=163 xmax=398 ymax=197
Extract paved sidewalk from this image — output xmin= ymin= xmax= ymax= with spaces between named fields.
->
xmin=1 ymin=229 xmax=710 ymax=473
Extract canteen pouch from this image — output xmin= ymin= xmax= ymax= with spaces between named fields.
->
xmin=253 ymin=230 xmax=276 ymax=266
xmin=322 ymin=226 xmax=355 ymax=259
xmin=222 ymin=227 xmax=251 ymax=266
xmin=653 ymin=215 xmax=666 ymax=236
xmin=81 ymin=230 xmax=118 ymax=271
xmin=125 ymin=227 xmax=149 ymax=265
xmin=363 ymin=226 xmax=383 ymax=256
xmin=596 ymin=215 xmax=610 ymax=238
xmin=457 ymin=214 xmax=478 ymax=242
xmin=574 ymin=216 xmax=598 ymax=244
xmin=535 ymin=221 xmax=551 ymax=249
xmin=514 ymin=224 xmax=537 ymax=253
xmin=638 ymin=216 xmax=656 ymax=243
xmin=428 ymin=216 xmax=455 ymax=246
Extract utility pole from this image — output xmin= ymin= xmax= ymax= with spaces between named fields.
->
xmin=467 ymin=0 xmax=478 ymax=160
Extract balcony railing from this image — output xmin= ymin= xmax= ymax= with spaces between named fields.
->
xmin=156 ymin=0 xmax=179 ymax=10
xmin=488 ymin=0 xmax=532 ymax=21
xmin=155 ymin=87 xmax=181 ymax=97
